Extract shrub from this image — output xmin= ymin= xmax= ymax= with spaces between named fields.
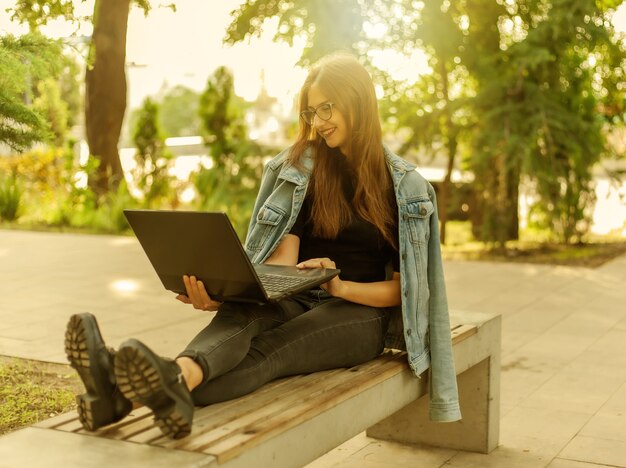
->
xmin=93 ymin=182 xmax=138 ymax=233
xmin=0 ymin=174 xmax=23 ymax=221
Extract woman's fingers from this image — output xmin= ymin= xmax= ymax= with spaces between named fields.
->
xmin=196 ymin=280 xmax=222 ymax=310
xmin=183 ymin=275 xmax=203 ymax=309
xmin=182 ymin=275 xmax=222 ymax=311
xmin=183 ymin=275 xmax=197 ymax=305
xmin=176 ymin=294 xmax=192 ymax=304
xmin=296 ymin=257 xmax=336 ymax=269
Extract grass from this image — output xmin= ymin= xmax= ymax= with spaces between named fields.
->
xmin=0 ymin=220 xmax=133 ymax=236
xmin=442 ymin=221 xmax=626 ymax=268
xmin=0 ymin=356 xmax=82 ymax=436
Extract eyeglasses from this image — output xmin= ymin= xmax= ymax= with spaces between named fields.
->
xmin=300 ymin=102 xmax=334 ymax=125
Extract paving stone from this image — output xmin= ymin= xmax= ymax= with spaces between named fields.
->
xmin=548 ymin=459 xmax=615 ymax=467
xmin=313 ymin=439 xmax=456 ymax=468
xmin=520 ymin=371 xmax=624 ymax=415
xmin=499 ymin=406 xmax=590 ymax=459
xmin=445 ymin=445 xmax=549 ymax=467
xmin=559 ymin=435 xmax=626 ymax=467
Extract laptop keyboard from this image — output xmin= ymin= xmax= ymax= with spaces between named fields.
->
xmin=258 ymin=273 xmax=314 ymax=292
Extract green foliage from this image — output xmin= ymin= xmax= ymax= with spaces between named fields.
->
xmin=228 ymin=0 xmax=625 ymax=246
xmin=159 ymin=85 xmax=201 ymax=137
xmin=132 ymin=97 xmax=176 ymax=208
xmin=44 ymin=149 xmax=99 ymax=228
xmin=199 ymin=67 xmax=247 ymax=160
xmin=7 ymin=0 xmax=76 ymax=29
xmin=0 ymin=146 xmax=138 ymax=234
xmin=126 ymin=85 xmax=202 ymax=143
xmin=0 ymin=32 xmax=63 ymax=151
xmin=197 ymin=66 xmax=265 ymax=238
xmin=0 ymin=173 xmax=23 ymax=222
xmin=33 ymin=78 xmax=69 ymax=146
xmin=57 ymin=52 xmax=83 ymax=129
xmin=7 ymin=0 xmax=158 ymax=28
xmin=92 ymin=182 xmax=137 ymax=233
xmin=465 ymin=0 xmax=624 ymax=244
xmin=225 ymin=0 xmax=364 ymax=65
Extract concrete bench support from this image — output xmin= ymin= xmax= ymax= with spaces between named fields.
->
xmin=367 ymin=311 xmax=501 ymax=453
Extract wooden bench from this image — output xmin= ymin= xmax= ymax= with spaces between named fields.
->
xmin=5 ymin=311 xmax=500 ymax=467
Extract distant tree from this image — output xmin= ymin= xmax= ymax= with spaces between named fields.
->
xmin=377 ymin=0 xmax=472 ymax=244
xmin=33 ymin=77 xmax=69 ymax=146
xmin=8 ymin=0 xmax=170 ymax=198
xmin=132 ymin=97 xmax=173 ymax=208
xmin=465 ymin=0 xmax=625 ymax=245
xmin=225 ymin=0 xmax=363 ymax=66
xmin=458 ymin=0 xmax=521 ymax=245
xmin=196 ymin=66 xmax=264 ymax=238
xmin=199 ymin=67 xmax=247 ymax=161
xmin=0 ymin=32 xmax=62 ymax=151
xmin=159 ymin=85 xmax=201 ymax=137
xmin=58 ymin=52 xmax=83 ymax=129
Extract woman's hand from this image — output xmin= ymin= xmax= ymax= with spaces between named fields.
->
xmin=175 ymin=275 xmax=223 ymax=311
xmin=296 ymin=257 xmax=345 ymax=298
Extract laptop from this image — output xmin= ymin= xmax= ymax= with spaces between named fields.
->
xmin=123 ymin=210 xmax=340 ymax=304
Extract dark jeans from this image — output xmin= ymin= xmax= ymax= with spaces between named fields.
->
xmin=177 ymin=289 xmax=389 ymax=406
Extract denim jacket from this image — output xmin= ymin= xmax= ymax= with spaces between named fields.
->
xmin=244 ymin=145 xmax=461 ymax=422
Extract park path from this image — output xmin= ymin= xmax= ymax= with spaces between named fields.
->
xmin=0 ymin=229 xmax=625 ymax=467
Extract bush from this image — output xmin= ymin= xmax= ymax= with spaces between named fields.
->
xmin=0 ymin=174 xmax=23 ymax=221
xmin=0 ymin=146 xmax=141 ymax=234
xmin=93 ymin=182 xmax=138 ymax=233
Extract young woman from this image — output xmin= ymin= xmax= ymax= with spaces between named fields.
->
xmin=65 ymin=53 xmax=461 ymax=440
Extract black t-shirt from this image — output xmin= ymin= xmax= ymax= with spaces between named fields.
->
xmin=290 ymin=157 xmax=400 ymax=283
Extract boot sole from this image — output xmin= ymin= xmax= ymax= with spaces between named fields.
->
xmin=64 ymin=314 xmax=116 ymax=431
xmin=114 ymin=341 xmax=192 ymax=439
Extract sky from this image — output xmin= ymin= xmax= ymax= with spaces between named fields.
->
xmin=0 ymin=0 xmax=309 ymax=110
xmin=1 ymin=0 xmax=625 ymax=113
xmin=122 ymin=1 xmax=308 ymax=109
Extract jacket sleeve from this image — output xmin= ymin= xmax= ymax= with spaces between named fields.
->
xmin=427 ymin=184 xmax=462 ymax=422
xmin=244 ymin=161 xmax=279 ymax=254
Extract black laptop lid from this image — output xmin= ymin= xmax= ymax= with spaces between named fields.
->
xmin=124 ymin=210 xmax=267 ymax=303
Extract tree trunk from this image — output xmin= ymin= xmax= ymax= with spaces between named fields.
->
xmin=85 ymin=0 xmax=130 ymax=196
xmin=507 ymin=165 xmax=520 ymax=241
xmin=439 ymin=136 xmax=457 ymax=245
xmin=437 ymin=60 xmax=457 ymax=245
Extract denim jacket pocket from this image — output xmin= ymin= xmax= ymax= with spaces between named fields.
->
xmin=405 ymin=199 xmax=434 ymax=245
xmin=247 ymin=204 xmax=286 ymax=251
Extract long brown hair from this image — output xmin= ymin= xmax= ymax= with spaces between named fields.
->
xmin=290 ymin=53 xmax=397 ymax=249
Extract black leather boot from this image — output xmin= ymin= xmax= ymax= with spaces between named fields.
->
xmin=114 ymin=339 xmax=194 ymax=440
xmin=64 ymin=313 xmax=133 ymax=431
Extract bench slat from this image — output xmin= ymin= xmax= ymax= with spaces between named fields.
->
xmin=163 ymin=358 xmax=402 ymax=453
xmin=35 ymin=411 xmax=80 ymax=429
xmin=187 ymin=370 xmax=345 ymax=432
xmin=98 ymin=410 xmax=159 ymax=440
xmin=451 ymin=324 xmax=478 ymax=344
xmin=198 ymin=353 xmax=408 ymax=463
xmin=163 ymin=369 xmax=348 ymax=452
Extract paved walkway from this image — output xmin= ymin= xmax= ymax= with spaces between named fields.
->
xmin=0 ymin=229 xmax=625 ymax=467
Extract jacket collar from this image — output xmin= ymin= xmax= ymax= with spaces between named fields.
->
xmin=383 ymin=144 xmax=416 ymax=174
xmin=270 ymin=146 xmax=313 ymax=186
xmin=272 ymin=144 xmax=415 ymax=186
